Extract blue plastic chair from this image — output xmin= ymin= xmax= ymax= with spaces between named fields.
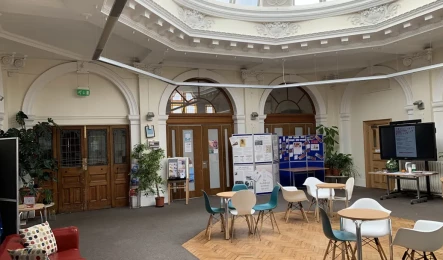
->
xmin=228 ymin=184 xmax=248 ymax=209
xmin=202 ymin=190 xmax=225 ymax=240
xmin=253 ymin=185 xmax=280 ymax=236
xmin=319 ymin=207 xmax=356 ymax=259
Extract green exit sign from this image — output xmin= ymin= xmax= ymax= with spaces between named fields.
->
xmin=77 ymin=89 xmax=90 ymax=96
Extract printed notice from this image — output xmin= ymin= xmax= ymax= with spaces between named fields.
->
xmin=395 ymin=126 xmax=417 ymax=158
xmin=231 ymin=135 xmax=254 ymax=163
xmin=185 ymin=142 xmax=192 ymax=153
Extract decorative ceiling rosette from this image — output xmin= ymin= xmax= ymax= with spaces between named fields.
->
xmin=350 ymin=3 xmax=400 ymax=25
xmin=178 ymin=7 xmax=214 ymax=30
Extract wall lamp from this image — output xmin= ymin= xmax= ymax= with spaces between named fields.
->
xmin=413 ymin=100 xmax=425 ymax=110
xmin=0 ymin=95 xmax=3 ymax=101
xmin=146 ymin=112 xmax=155 ymax=121
xmin=251 ymin=112 xmax=259 ymax=120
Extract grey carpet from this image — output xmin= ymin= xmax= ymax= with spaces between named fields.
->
xmin=34 ymin=187 xmax=442 ymax=260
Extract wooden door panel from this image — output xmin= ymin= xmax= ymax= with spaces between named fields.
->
xmin=86 ymin=128 xmax=111 ymax=210
xmin=111 ymin=127 xmax=130 ymax=207
xmin=57 ymin=127 xmax=85 ymax=213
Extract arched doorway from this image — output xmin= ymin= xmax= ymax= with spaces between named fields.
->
xmin=166 ymin=79 xmax=234 ymax=198
xmin=264 ymin=87 xmax=316 ymax=136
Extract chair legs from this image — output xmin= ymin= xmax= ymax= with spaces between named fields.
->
xmin=285 ymin=201 xmax=309 ymax=223
xmin=401 ymin=249 xmax=437 ymax=260
xmin=353 ymin=238 xmax=387 ymax=260
xmin=205 ymin=213 xmax=225 ymax=241
xmin=230 ymin=214 xmax=257 ymax=243
xmin=323 ymin=240 xmax=355 ymax=260
xmin=255 ymin=210 xmax=281 ymax=237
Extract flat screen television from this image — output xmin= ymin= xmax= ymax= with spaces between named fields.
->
xmin=379 ymin=122 xmax=437 ymax=161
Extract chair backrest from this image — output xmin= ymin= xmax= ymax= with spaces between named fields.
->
xmin=303 ymin=177 xmax=323 ymax=196
xmin=231 ymin=190 xmax=256 ymax=215
xmin=268 ymin=185 xmax=280 ymax=208
xmin=319 ymin=207 xmax=336 ymax=241
xmin=202 ymin=190 xmax=214 ymax=214
xmin=281 ymin=187 xmax=308 ymax=203
xmin=349 ymin=198 xmax=391 ymax=214
xmin=232 ymin=184 xmax=248 ymax=191
xmin=394 ymin=220 xmax=443 ymax=252
xmin=345 ymin=177 xmax=355 ymax=200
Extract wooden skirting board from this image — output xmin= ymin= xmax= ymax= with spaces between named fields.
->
xmin=183 ymin=211 xmax=443 ymax=260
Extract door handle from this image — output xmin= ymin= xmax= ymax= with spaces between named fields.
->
xmin=82 ymin=158 xmax=88 ymax=171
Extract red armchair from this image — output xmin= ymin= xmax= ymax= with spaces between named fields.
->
xmin=0 ymin=226 xmax=84 ymax=260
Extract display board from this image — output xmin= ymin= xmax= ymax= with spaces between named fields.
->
xmin=167 ymin=157 xmax=191 ymax=180
xmin=230 ymin=134 xmax=279 ymax=194
xmin=0 ymin=138 xmax=19 ymax=242
xmin=279 ymin=135 xmax=325 ymax=187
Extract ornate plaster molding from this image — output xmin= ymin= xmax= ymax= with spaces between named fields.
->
xmin=402 ymin=48 xmax=432 ymax=67
xmin=350 ymin=3 xmax=400 ymax=25
xmin=265 ymin=0 xmax=289 ymax=6
xmin=256 ymin=22 xmax=300 ymax=38
xmin=177 ymin=7 xmax=214 ymax=30
xmin=241 ymin=69 xmax=264 ymax=84
xmin=1 ymin=53 xmax=26 ymax=76
xmin=133 ymin=62 xmax=163 ymax=75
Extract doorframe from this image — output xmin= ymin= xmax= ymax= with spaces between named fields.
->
xmin=363 ymin=119 xmax=391 ymax=188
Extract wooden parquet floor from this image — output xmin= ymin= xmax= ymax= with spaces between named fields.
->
xmin=183 ymin=212 xmax=443 ymax=260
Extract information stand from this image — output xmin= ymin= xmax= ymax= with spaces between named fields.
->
xmin=230 ymin=133 xmax=279 ymax=194
xmin=278 ymin=135 xmax=325 ymax=187
xmin=167 ymin=157 xmax=191 ymax=205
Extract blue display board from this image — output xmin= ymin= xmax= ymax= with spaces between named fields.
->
xmin=278 ymin=135 xmax=325 ymax=187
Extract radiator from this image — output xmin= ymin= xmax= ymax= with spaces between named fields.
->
xmin=398 ymin=161 xmax=443 ymax=194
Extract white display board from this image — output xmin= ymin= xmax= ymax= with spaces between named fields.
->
xmin=231 ymin=134 xmax=279 ymax=194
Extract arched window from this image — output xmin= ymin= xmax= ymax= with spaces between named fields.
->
xmin=166 ymin=79 xmax=232 ymax=114
xmin=264 ymin=87 xmax=315 ymax=115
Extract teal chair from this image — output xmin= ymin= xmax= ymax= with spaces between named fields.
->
xmin=253 ymin=185 xmax=280 ymax=237
xmin=319 ymin=207 xmax=356 ymax=259
xmin=202 ymin=190 xmax=225 ymax=240
xmin=228 ymin=184 xmax=248 ymax=209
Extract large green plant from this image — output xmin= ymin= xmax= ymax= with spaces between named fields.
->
xmin=131 ymin=143 xmax=165 ymax=197
xmin=316 ymin=124 xmax=339 ymax=160
xmin=0 ymin=111 xmax=58 ymax=188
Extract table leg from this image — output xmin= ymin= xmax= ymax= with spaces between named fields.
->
xmin=328 ymin=188 xmax=333 ymax=217
xmin=416 ymin=177 xmax=421 ymax=200
xmin=316 ymin=189 xmax=319 ymax=222
xmin=44 ymin=207 xmax=48 ymax=222
xmin=426 ymin=176 xmax=432 ymax=200
xmin=224 ymin=198 xmax=230 ymax=240
xmin=388 ymin=218 xmax=393 ymax=260
xmin=355 ymin=220 xmax=363 ymax=260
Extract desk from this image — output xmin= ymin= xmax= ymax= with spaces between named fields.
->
xmin=369 ymin=171 xmax=438 ymax=204
xmin=280 ymin=167 xmax=328 ymax=187
xmin=338 ymin=208 xmax=391 ymax=260
xmin=216 ymin=191 xmax=236 ymax=240
xmin=315 ymin=183 xmax=346 ymax=220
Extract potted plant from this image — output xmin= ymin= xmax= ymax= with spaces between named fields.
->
xmin=131 ymin=143 xmax=166 ymax=207
xmin=42 ymin=189 xmax=53 ymax=205
xmin=0 ymin=111 xmax=58 ymax=203
xmin=316 ymin=125 xmax=339 ymax=176
xmin=335 ymin=153 xmax=358 ymax=183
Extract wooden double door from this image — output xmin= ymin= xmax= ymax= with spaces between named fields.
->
xmin=167 ymin=121 xmax=233 ymax=198
xmin=265 ymin=114 xmax=315 ymax=136
xmin=57 ymin=126 xmax=130 ymax=213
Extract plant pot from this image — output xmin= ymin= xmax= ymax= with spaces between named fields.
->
xmin=19 ymin=187 xmax=43 ymax=204
xmin=332 ymin=169 xmax=340 ymax=176
xmin=325 ymin=168 xmax=332 ymax=176
xmin=155 ymin=197 xmax=165 ymax=207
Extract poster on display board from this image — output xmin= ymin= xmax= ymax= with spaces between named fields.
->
xmin=230 ymin=135 xmax=254 ymax=164
xmin=254 ymin=134 xmax=273 ymax=163
xmin=167 ymin=157 xmax=189 ymax=180
xmin=272 ymin=135 xmax=279 ymax=162
xmin=233 ymin=165 xmax=255 ymax=191
xmin=255 ymin=163 xmax=274 ymax=193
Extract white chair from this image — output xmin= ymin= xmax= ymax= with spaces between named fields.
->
xmin=278 ymin=182 xmax=309 ymax=223
xmin=333 ymin=177 xmax=354 ymax=208
xmin=342 ymin=198 xmax=392 ymax=260
xmin=303 ymin=177 xmax=334 ymax=219
xmin=230 ymin=190 xmax=257 ymax=242
xmin=393 ymin=220 xmax=443 ymax=259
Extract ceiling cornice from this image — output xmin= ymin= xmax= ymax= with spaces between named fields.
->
xmin=129 ymin=0 xmax=443 ymax=45
xmin=171 ymin=0 xmax=397 ymax=22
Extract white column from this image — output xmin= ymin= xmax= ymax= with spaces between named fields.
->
xmin=24 ymin=115 xmax=36 ymax=129
xmin=0 ymin=64 xmax=5 ymax=130
xmin=404 ymin=105 xmax=414 ymax=120
xmin=157 ymin=114 xmax=169 ymax=205
xmin=339 ymin=113 xmax=351 ymax=154
xmin=128 ymin=115 xmax=141 ymax=150
xmin=315 ymin=114 xmax=328 ymax=127
xmin=433 ymin=101 xmax=443 ymax=155
xmin=257 ymin=114 xmax=267 ymax=133
xmin=233 ymin=115 xmax=246 ymax=134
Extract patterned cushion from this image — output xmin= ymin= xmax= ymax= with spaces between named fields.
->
xmin=19 ymin=222 xmax=58 ymax=255
xmin=7 ymin=248 xmax=49 ymax=260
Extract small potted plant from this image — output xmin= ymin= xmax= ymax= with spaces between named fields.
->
xmin=131 ymin=143 xmax=166 ymax=207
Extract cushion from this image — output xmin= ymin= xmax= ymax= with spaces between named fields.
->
xmin=19 ymin=222 xmax=58 ymax=255
xmin=7 ymin=248 xmax=49 ymax=260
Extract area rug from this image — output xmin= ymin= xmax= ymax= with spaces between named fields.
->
xmin=183 ymin=211 xmax=443 ymax=260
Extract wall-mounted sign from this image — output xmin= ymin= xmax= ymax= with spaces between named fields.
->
xmin=76 ymin=88 xmax=90 ymax=96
